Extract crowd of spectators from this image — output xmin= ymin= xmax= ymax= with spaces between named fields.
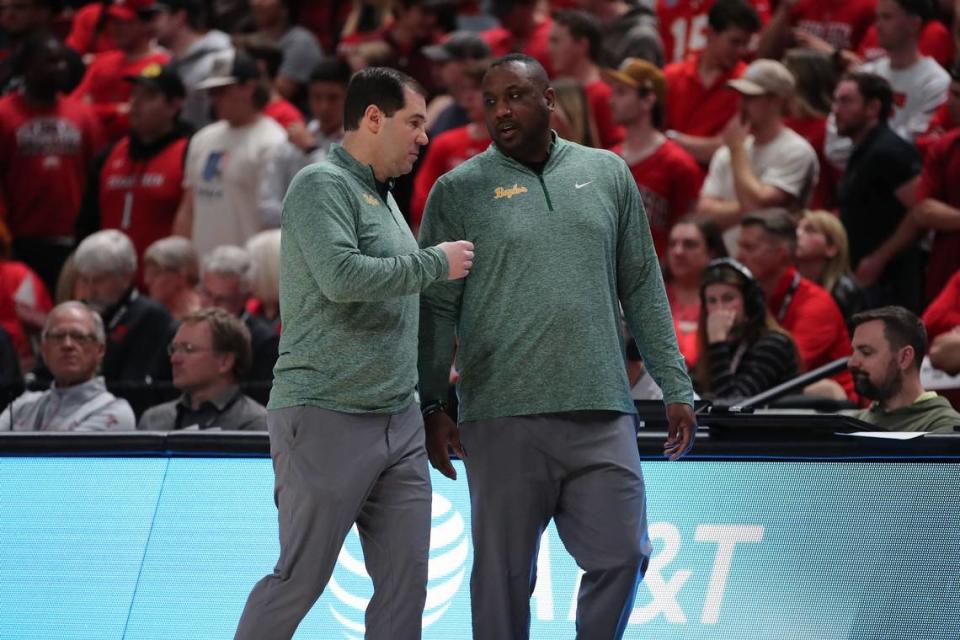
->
xmin=0 ymin=0 xmax=958 ymax=432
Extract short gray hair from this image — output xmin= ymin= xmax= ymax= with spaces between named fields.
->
xmin=42 ymin=301 xmax=106 ymax=344
xmin=74 ymin=230 xmax=137 ymax=278
xmin=144 ymin=236 xmax=200 ymax=285
xmin=201 ymin=245 xmax=254 ymax=294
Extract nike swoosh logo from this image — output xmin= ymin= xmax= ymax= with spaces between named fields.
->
xmin=575 ymin=181 xmax=593 ymax=189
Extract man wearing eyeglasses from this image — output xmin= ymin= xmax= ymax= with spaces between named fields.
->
xmin=0 ymin=301 xmax=134 ymax=431
xmin=137 ymin=307 xmax=267 ymax=431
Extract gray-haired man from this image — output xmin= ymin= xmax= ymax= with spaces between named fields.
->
xmin=1 ymin=302 xmax=134 ymax=431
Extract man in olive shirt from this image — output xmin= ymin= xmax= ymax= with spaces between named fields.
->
xmin=235 ymin=68 xmax=474 ymax=640
xmin=850 ymin=306 xmax=960 ymax=433
xmin=418 ymin=54 xmax=696 ymax=639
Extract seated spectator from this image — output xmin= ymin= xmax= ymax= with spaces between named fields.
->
xmin=70 ymin=0 xmax=170 ymax=141
xmin=795 ymin=210 xmax=864 ymax=325
xmin=663 ymin=0 xmax=760 ymax=164
xmin=696 ymin=59 xmax=819 ymax=252
xmin=199 ymin=246 xmax=279 ymax=398
xmin=174 ymin=49 xmax=287 ymax=257
xmin=579 ymin=0 xmax=663 ymax=68
xmin=664 ymin=215 xmax=728 ymax=368
xmin=72 ymin=230 xmax=174 ymax=384
xmin=550 ymin=78 xmax=599 ymax=146
xmin=411 ymin=61 xmax=489 ymax=229
xmin=693 ymin=258 xmax=800 ymax=402
xmin=75 ymin=63 xmax=191 ymax=289
xmin=849 ymin=306 xmax=960 ymax=433
xmin=783 ymin=48 xmax=838 ymax=209
xmin=263 ymin=57 xmax=351 ymax=219
xmin=1 ymin=301 xmax=134 ymax=431
xmin=152 ymin=0 xmax=234 ymax=130
xmin=250 ymin=0 xmax=324 ymax=104
xmin=138 ymin=307 xmax=266 ymax=431
xmin=549 ymin=10 xmax=624 ymax=149
xmin=233 ymin=35 xmax=306 ymax=130
xmin=245 ymin=230 xmax=281 ymax=333
xmin=143 ymin=236 xmax=201 ymax=321
xmin=606 ymin=58 xmax=704 ymax=257
xmin=423 ymin=31 xmax=491 ymax=136
xmin=1 ymin=34 xmax=104 ymax=295
xmin=736 ymin=210 xmax=855 ymax=399
xmin=482 ymin=0 xmax=555 ymax=77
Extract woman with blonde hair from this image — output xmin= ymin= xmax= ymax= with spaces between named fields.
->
xmin=550 ymin=78 xmax=599 ymax=147
xmin=795 ymin=210 xmax=864 ymax=325
xmin=245 ymin=229 xmax=282 ymax=332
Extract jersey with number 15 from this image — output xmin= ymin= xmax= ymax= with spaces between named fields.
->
xmin=657 ymin=0 xmax=771 ymax=64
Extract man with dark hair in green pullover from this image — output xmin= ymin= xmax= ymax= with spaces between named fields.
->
xmin=235 ymin=67 xmax=475 ymax=640
xmin=418 ymin=54 xmax=696 ymax=639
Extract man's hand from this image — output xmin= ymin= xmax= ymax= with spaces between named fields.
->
xmin=287 ymin=121 xmax=317 ymax=152
xmin=854 ymin=253 xmax=886 ymax=287
xmin=664 ymin=403 xmax=696 ymax=461
xmin=722 ymin=113 xmax=750 ymax=149
xmin=437 ymin=240 xmax=475 ymax=280
xmin=424 ymin=411 xmax=464 ymax=480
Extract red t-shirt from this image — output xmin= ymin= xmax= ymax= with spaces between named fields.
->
xmin=614 ymin=139 xmax=704 ymax=257
xmin=411 ymin=125 xmax=491 ymax=227
xmin=585 ymin=79 xmax=625 ymax=149
xmin=663 ymin=54 xmax=745 ymax=137
xmin=65 ymin=3 xmax=117 ymax=57
xmin=917 ymin=128 xmax=960 ymax=303
xmin=99 ymin=135 xmax=188 ymax=284
xmin=791 ymin=0 xmax=875 ymax=52
xmin=769 ymin=267 xmax=856 ymax=399
xmin=264 ymin=97 xmax=305 ymax=130
xmin=923 ymin=270 xmax=960 ymax=339
xmin=658 ymin=0 xmax=772 ymax=64
xmin=0 ymin=93 xmax=104 ymax=238
xmin=482 ymin=17 xmax=555 ymax=78
xmin=71 ymin=50 xmax=171 ymax=141
xmin=666 ymin=282 xmax=701 ymax=369
xmin=0 ymin=261 xmax=53 ymax=361
xmin=858 ymin=20 xmax=955 ymax=68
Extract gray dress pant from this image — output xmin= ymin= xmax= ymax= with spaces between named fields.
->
xmin=235 ymin=404 xmax=431 ymax=640
xmin=459 ymin=411 xmax=651 ymax=640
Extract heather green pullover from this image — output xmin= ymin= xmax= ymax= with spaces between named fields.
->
xmin=418 ymin=136 xmax=693 ymax=423
xmin=269 ymin=144 xmax=448 ymax=413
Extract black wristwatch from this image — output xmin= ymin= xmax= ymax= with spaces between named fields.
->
xmin=421 ymin=401 xmax=447 ymax=419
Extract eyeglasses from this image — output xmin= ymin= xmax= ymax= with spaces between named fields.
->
xmin=43 ymin=330 xmax=98 ymax=345
xmin=167 ymin=342 xmax=215 ymax=356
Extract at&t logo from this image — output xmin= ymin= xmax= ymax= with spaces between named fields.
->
xmin=327 ymin=493 xmax=469 ymax=638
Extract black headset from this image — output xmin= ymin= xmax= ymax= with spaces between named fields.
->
xmin=701 ymin=258 xmax=767 ymax=323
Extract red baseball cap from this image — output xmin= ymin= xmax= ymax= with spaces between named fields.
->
xmin=107 ymin=0 xmax=160 ymax=22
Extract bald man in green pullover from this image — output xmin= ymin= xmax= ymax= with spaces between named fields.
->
xmin=236 ymin=68 xmax=474 ymax=640
xmin=418 ymin=55 xmax=697 ymax=639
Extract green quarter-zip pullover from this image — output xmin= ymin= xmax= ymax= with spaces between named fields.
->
xmin=269 ymin=144 xmax=448 ymax=413
xmin=418 ymin=136 xmax=693 ymax=422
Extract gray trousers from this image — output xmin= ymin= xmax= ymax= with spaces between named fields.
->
xmin=235 ymin=404 xmax=431 ymax=640
xmin=459 ymin=411 xmax=651 ymax=640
